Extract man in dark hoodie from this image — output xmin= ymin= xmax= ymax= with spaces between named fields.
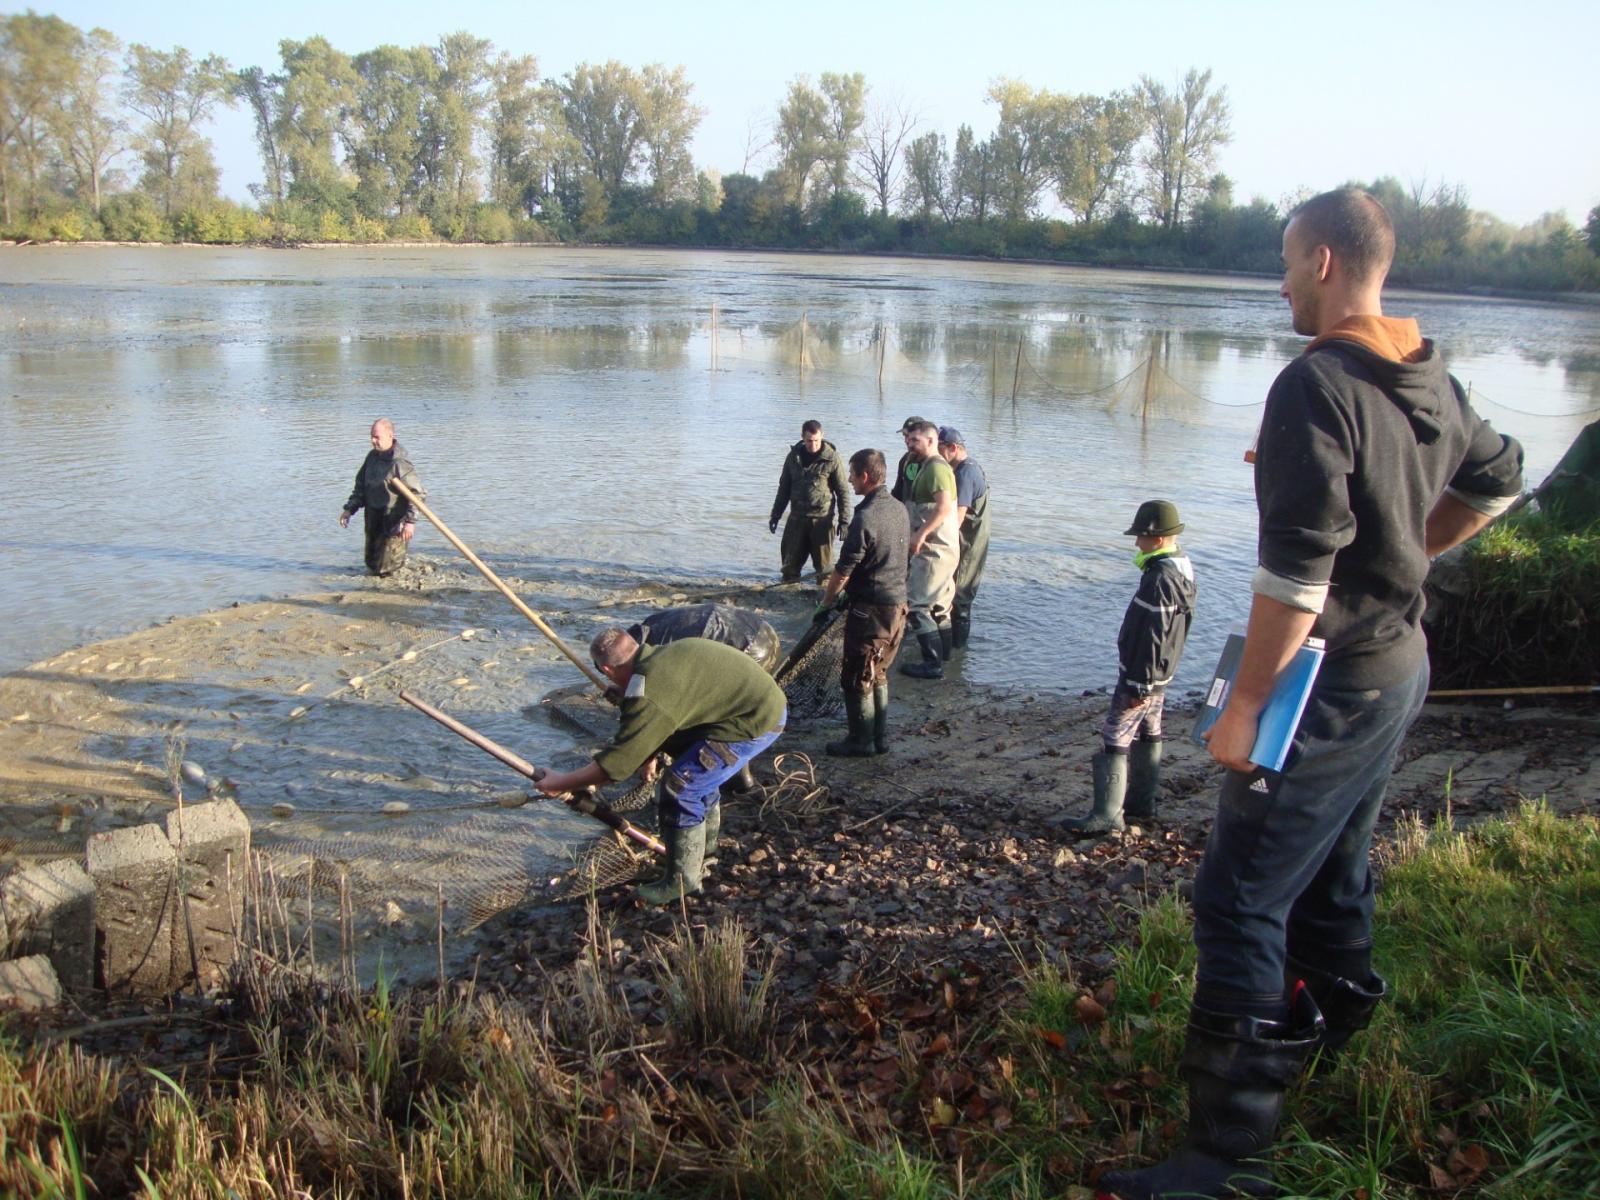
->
xmin=769 ymin=419 xmax=851 ymax=582
xmin=1098 ymin=189 xmax=1524 ymax=1200
xmin=339 ymin=418 xmax=425 ymax=576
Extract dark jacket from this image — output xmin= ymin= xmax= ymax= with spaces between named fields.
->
xmin=344 ymin=442 xmax=425 ymax=529
xmin=771 ymin=439 xmax=851 ymax=528
xmin=1117 ymin=550 xmax=1196 ymax=694
xmin=1255 ymin=339 xmax=1523 ymax=688
xmin=835 ymin=487 xmax=910 ymax=605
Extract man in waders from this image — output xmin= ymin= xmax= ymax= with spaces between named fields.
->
xmin=815 ymin=448 xmax=910 ymax=756
xmin=938 ymin=427 xmax=990 ymax=652
xmin=1061 ymin=500 xmax=1194 ymax=837
xmin=899 ymin=421 xmax=959 ymax=679
xmin=1097 ymin=188 xmax=1524 ymax=1200
xmin=890 ymin=415 xmax=928 ymax=505
xmin=339 ymin=418 xmax=425 ymax=576
xmin=769 ymin=420 xmax=851 ymax=583
xmin=535 ymin=628 xmax=787 ymax=906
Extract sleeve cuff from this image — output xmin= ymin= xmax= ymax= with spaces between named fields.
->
xmin=1446 ymin=485 xmax=1520 ymax=517
xmin=1251 ymin=566 xmax=1328 ymax=614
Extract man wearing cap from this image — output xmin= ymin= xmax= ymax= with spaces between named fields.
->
xmin=769 ymin=419 xmax=851 ymax=583
xmin=938 ymin=427 xmax=990 ymax=651
xmin=815 ymin=448 xmax=911 ymax=756
xmin=899 ymin=420 xmax=960 ymax=679
xmin=338 ymin=418 xmax=425 ymax=576
xmin=1062 ymin=499 xmax=1195 ymax=837
xmin=890 ymin=415 xmax=928 ymax=508
xmin=535 ymin=627 xmax=787 ymax=905
xmin=1098 ymin=188 xmax=1524 ymax=1200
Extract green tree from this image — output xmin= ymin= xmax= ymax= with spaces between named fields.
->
xmin=559 ymin=60 xmax=647 ymax=205
xmin=817 ymin=71 xmax=865 ymax=200
xmin=987 ymin=78 xmax=1064 ymax=222
xmin=123 ymin=43 xmax=231 ymax=217
xmin=1136 ymin=67 xmax=1230 ymax=228
xmin=901 ymin=129 xmax=951 ymax=220
xmin=1054 ymin=90 xmax=1145 ymax=223
xmin=47 ymin=24 xmax=123 ymax=213
xmin=232 ymin=65 xmax=285 ymax=206
xmin=636 ymin=63 xmax=700 ymax=204
xmin=1 ymin=12 xmax=79 ymax=224
xmin=774 ymin=71 xmax=864 ymax=208
xmin=276 ymin=37 xmax=357 ymax=206
xmin=418 ymin=31 xmax=490 ymax=226
xmin=952 ymin=123 xmax=994 ymax=222
xmin=1587 ymin=204 xmax=1600 ymax=256
xmin=349 ymin=44 xmax=431 ymax=218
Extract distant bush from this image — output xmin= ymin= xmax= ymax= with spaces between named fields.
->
xmin=98 ymin=194 xmax=170 ymax=242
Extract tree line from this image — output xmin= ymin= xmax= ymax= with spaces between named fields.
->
xmin=4 ymin=11 xmax=1598 ymax=293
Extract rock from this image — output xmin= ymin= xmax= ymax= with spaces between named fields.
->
xmin=746 ymin=848 xmax=770 ymax=865
xmin=0 ymin=955 xmax=62 ymax=1012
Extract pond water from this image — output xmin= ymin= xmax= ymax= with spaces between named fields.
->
xmin=3 ymin=245 xmax=1596 ymax=699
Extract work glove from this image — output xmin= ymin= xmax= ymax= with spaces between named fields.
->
xmin=768 ymin=516 xmax=780 ymax=534
xmin=812 ymin=594 xmax=845 ymax=623
xmin=835 ymin=521 xmax=848 ymax=540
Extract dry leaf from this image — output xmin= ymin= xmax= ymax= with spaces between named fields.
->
xmin=925 ymin=1032 xmax=951 ymax=1056
xmin=1094 ymin=978 xmax=1118 ymax=1007
xmin=1076 ymin=994 xmax=1108 ymax=1025
xmin=1037 ymin=1027 xmax=1068 ymax=1051
xmin=928 ymin=1096 xmax=958 ymax=1127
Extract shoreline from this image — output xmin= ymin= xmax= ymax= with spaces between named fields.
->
xmin=6 ymin=236 xmax=1597 ymax=307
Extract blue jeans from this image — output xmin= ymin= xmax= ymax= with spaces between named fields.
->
xmin=657 ymin=720 xmax=785 ymax=830
xmin=1191 ymin=660 xmax=1429 ymax=1015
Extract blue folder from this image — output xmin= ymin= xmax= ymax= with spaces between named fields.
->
xmin=1193 ymin=631 xmax=1326 ymax=772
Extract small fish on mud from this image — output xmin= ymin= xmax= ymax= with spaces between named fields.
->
xmin=180 ymin=761 xmax=206 ymax=785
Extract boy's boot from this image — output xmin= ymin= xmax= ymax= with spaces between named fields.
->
xmin=1124 ymin=738 xmax=1164 ymax=822
xmin=1285 ymin=954 xmax=1387 ymax=1069
xmin=1060 ymin=751 xmax=1127 ymax=836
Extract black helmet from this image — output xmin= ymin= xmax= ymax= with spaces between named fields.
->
xmin=1124 ymin=500 xmax=1184 ymax=537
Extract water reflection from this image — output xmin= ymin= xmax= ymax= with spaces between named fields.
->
xmin=2 ymin=246 xmax=1596 ymax=688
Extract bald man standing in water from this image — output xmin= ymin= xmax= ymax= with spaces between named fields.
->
xmin=339 ymin=418 xmax=426 ymax=576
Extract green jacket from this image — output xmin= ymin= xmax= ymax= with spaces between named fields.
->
xmin=593 ymin=640 xmax=787 ymax=782
xmin=770 ymin=439 xmax=851 ymax=529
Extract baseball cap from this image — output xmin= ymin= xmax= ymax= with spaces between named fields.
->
xmin=937 ymin=426 xmax=964 ymax=447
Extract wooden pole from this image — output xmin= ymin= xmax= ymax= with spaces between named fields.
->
xmin=799 ymin=309 xmax=809 ymax=374
xmin=399 ymin=690 xmax=666 ymax=857
xmin=1141 ymin=340 xmax=1158 ymax=424
xmin=991 ymin=340 xmax=997 ymax=400
xmin=710 ymin=300 xmax=718 ymax=369
xmin=388 ymin=479 xmax=609 ymax=694
xmin=1427 ymin=684 xmax=1598 ymax=698
xmin=876 ymin=325 xmax=886 ymax=392
xmin=1010 ymin=336 xmax=1024 ymax=403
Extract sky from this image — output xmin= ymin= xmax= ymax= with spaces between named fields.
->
xmin=28 ymin=0 xmax=1600 ymax=227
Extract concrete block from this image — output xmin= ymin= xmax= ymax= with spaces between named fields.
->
xmin=0 ymin=859 xmax=96 ymax=996
xmin=0 ymin=954 xmax=63 ymax=1012
xmin=166 ymin=799 xmax=251 ymax=989
xmin=86 ymin=824 xmax=177 ymax=998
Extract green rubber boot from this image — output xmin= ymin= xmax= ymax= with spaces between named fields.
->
xmin=701 ymin=801 xmax=723 ymax=869
xmin=937 ymin=623 xmax=954 ymax=661
xmin=951 ymin=608 xmax=971 ymax=650
xmin=1059 ymin=751 xmax=1127 ymax=836
xmin=1125 ymin=738 xmax=1164 ymax=821
xmin=900 ymin=631 xmax=945 ymax=679
xmin=637 ymin=821 xmax=707 ymax=906
xmin=827 ymin=690 xmax=877 ymax=756
xmin=872 ymin=682 xmax=890 ymax=754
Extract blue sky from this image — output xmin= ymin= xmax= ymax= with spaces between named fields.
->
xmin=33 ymin=0 xmax=1600 ymax=227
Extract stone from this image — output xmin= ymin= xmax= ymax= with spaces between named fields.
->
xmin=0 ymin=858 xmax=96 ymax=996
xmin=166 ymin=798 xmax=251 ymax=990
xmin=0 ymin=955 xmax=62 ymax=1012
xmin=87 ymin=824 xmax=178 ymax=998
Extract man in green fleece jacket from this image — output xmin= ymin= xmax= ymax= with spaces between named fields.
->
xmin=769 ymin=419 xmax=851 ymax=582
xmin=536 ymin=628 xmax=786 ymax=905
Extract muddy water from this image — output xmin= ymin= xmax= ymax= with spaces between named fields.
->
xmin=4 ymin=246 xmax=1595 ymax=690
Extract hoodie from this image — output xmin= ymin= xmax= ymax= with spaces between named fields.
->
xmin=1252 ymin=328 xmax=1524 ymax=689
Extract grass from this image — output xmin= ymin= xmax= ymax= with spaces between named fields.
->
xmin=4 ymin=802 xmax=1599 ymax=1197
xmin=1427 ymin=510 xmax=1600 ymax=688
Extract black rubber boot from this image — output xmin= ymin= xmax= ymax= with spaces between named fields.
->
xmin=1125 ymin=738 xmax=1164 ymax=821
xmin=1285 ymin=955 xmax=1387 ymax=1065
xmin=725 ymin=762 xmax=765 ymax=804
xmin=1060 ymin=751 xmax=1127 ymax=836
xmin=637 ymin=821 xmax=707 ymax=906
xmin=938 ymin=623 xmax=954 ymax=661
xmin=1097 ymin=989 xmax=1324 ymax=1200
xmin=872 ymin=682 xmax=890 ymax=754
xmin=900 ymin=631 xmax=945 ymax=679
xmin=951 ymin=607 xmax=971 ymax=650
xmin=827 ymin=691 xmax=877 ymax=756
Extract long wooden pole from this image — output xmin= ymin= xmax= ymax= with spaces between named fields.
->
xmin=1010 ymin=336 xmax=1024 ymax=403
xmin=389 ymin=478 xmax=609 ymax=693
xmin=399 ymin=690 xmax=665 ymax=856
xmin=1427 ymin=684 xmax=1598 ymax=699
